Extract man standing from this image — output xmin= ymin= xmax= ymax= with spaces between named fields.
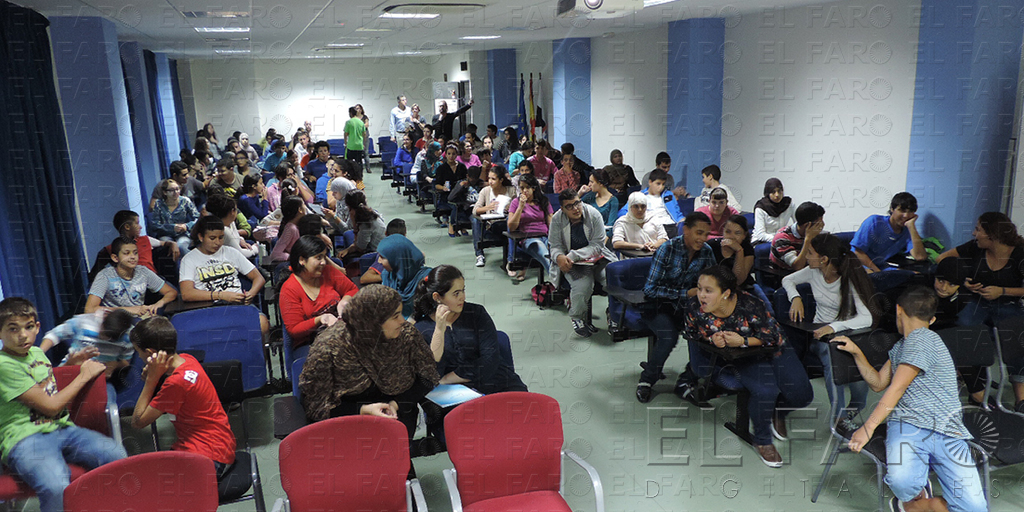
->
xmin=344 ymin=106 xmax=366 ymax=167
xmin=389 ymin=95 xmax=412 ymax=143
xmin=432 ymin=99 xmax=474 ymax=142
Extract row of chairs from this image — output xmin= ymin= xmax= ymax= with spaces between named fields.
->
xmin=273 ymin=392 xmax=603 ymax=512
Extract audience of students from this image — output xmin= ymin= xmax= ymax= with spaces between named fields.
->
xmin=338 ymin=190 xmax=386 ymax=258
xmin=694 ymin=164 xmax=740 ymax=210
xmin=851 ymin=192 xmax=927 ymax=273
xmin=769 ymin=201 xmax=826 ymax=271
xmin=152 ymin=178 xmax=201 ymax=251
xmin=606 ymin=148 xmax=639 ymax=193
xmin=579 ymin=167 xmax=619 ymax=233
xmin=269 ymin=197 xmax=306 ymax=263
xmin=695 ymin=187 xmax=741 ymax=239
xmin=506 ymin=174 xmax=553 ymax=281
xmin=111 ymin=209 xmax=179 ymax=271
xmin=471 ymin=166 xmax=515 ymax=267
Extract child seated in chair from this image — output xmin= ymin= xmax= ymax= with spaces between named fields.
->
xmin=111 ymin=209 xmax=179 ymax=272
xmin=86 ymin=237 xmax=178 ymax=317
xmin=0 ymin=297 xmax=126 ymax=512
xmin=128 ymin=316 xmax=237 ymax=492
xmin=836 ymin=286 xmax=986 ymax=512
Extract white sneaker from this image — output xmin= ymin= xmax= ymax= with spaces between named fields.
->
xmin=475 ymin=255 xmax=485 ymax=267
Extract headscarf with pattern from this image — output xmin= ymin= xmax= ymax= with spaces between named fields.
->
xmin=299 ymin=285 xmax=439 ymax=421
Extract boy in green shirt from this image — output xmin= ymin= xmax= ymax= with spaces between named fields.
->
xmin=0 ymin=297 xmax=125 ymax=512
xmin=344 ymin=106 xmax=366 ymax=165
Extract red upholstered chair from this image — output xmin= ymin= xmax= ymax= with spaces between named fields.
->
xmin=442 ymin=392 xmax=605 ymax=512
xmin=63 ymin=451 xmax=219 ymax=511
xmin=0 ymin=367 xmax=118 ymax=505
xmin=273 ymin=415 xmax=427 ymax=512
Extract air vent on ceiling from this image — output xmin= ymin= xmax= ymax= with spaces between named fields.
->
xmin=382 ymin=2 xmax=486 ymax=16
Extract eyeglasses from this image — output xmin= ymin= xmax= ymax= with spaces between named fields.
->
xmin=564 ymin=200 xmax=583 ymax=210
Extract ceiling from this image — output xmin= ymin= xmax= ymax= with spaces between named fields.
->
xmin=15 ymin=0 xmax=829 ymax=59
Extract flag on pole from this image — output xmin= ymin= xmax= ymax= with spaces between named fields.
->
xmin=535 ymin=73 xmax=546 ymax=141
xmin=528 ymin=73 xmax=536 ymax=142
xmin=518 ymin=74 xmax=527 ymax=140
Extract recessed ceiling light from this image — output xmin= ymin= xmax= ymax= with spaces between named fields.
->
xmin=379 ymin=12 xmax=440 ymax=19
xmin=325 ymin=43 xmax=365 ymax=48
xmin=195 ymin=27 xmax=250 ymax=33
xmin=183 ymin=11 xmax=249 ymax=18
xmin=214 ymin=49 xmax=251 ymax=54
xmin=460 ymin=35 xmax=500 ymax=40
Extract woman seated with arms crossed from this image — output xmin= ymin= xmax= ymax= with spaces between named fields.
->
xmin=578 ymin=167 xmax=619 ymax=234
xmin=151 ymin=178 xmax=200 ymax=252
xmin=413 ymin=265 xmax=527 ymax=393
xmin=236 ymin=175 xmax=270 ymax=225
xmin=707 ymin=215 xmax=767 ymax=306
xmin=299 ymin=285 xmax=441 ymax=446
xmin=506 ymin=174 xmax=553 ymax=281
xmin=782 ymin=233 xmax=874 ymax=433
xmin=684 ymin=265 xmax=813 ymax=468
xmin=612 ymin=191 xmax=668 ymax=256
xmin=376 ymin=234 xmax=433 ymax=318
xmin=178 ymin=215 xmax=269 ymax=335
xmin=86 ymin=236 xmax=177 ymax=316
xmin=470 ymin=165 xmax=515 ymax=268
xmin=752 ymin=178 xmax=795 ymax=244
xmin=279 ymin=236 xmax=358 ymax=360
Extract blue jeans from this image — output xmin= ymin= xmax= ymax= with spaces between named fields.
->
xmin=689 ymin=343 xmax=812 ymax=445
xmin=957 ymin=298 xmax=1023 ymax=328
xmin=161 ymin=235 xmax=191 ymax=253
xmin=884 ymin=421 xmax=986 ymax=512
xmin=7 ymin=426 xmax=126 ymax=512
xmin=811 ymin=340 xmax=869 ymax=420
xmin=509 ymin=236 xmax=550 ymax=274
xmin=639 ymin=303 xmax=684 ymax=384
xmin=471 ymin=217 xmax=506 ymax=257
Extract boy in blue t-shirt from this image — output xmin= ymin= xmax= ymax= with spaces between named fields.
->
xmin=0 ymin=298 xmax=125 ymax=512
xmin=850 ymin=192 xmax=928 ymax=273
xmin=835 ymin=286 xmax=986 ymax=512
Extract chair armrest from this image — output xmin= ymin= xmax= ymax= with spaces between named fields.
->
xmin=443 ymin=468 xmax=463 ymax=512
xmin=563 ymin=450 xmax=605 ymax=512
xmin=408 ymin=479 xmax=429 ymax=512
xmin=605 ymin=285 xmax=646 ymax=307
xmin=271 ymin=497 xmax=289 ymax=512
xmin=106 ymin=401 xmax=123 ymax=448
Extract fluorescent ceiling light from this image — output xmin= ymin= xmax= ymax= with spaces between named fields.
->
xmin=460 ymin=35 xmax=500 ymax=40
xmin=214 ymin=49 xmax=251 ymax=54
xmin=643 ymin=0 xmax=678 ymax=6
xmin=379 ymin=13 xmax=440 ymax=19
xmin=396 ymin=51 xmax=423 ymax=55
xmin=195 ymin=27 xmax=250 ymax=33
xmin=356 ymin=27 xmax=393 ymax=32
xmin=326 ymin=43 xmax=365 ymax=48
xmin=183 ymin=11 xmax=249 ymax=18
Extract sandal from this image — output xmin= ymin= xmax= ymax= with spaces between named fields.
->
xmin=515 ymin=271 xmax=526 ymax=281
xmin=508 ymin=268 xmax=518 ymax=278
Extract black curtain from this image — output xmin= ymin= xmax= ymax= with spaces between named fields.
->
xmin=170 ymin=59 xmax=190 ymax=154
xmin=0 ymin=1 xmax=89 ymax=328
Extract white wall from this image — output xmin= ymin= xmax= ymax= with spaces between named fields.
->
xmin=722 ymin=0 xmax=920 ymax=231
xmin=189 ymin=58 xmax=262 ymax=139
xmin=590 ymin=25 xmax=669 ymax=172
xmin=468 ymin=50 xmax=491 ymax=129
xmin=514 ymin=41 xmax=554 ymax=142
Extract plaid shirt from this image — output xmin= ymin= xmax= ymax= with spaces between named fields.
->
xmin=643 ymin=238 xmax=716 ymax=305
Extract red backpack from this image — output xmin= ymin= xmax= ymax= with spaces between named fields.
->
xmin=531 ymin=282 xmax=564 ymax=308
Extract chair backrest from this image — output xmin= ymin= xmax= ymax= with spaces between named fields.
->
xmin=63 ymin=451 xmax=219 ymax=512
xmin=605 ymin=257 xmax=653 ymax=291
xmin=53 ymin=366 xmax=110 ymax=437
xmin=771 ymin=285 xmax=816 ymax=322
xmin=445 ymin=392 xmax=563 ymax=507
xmin=546 ymin=193 xmax=561 ymax=213
xmin=202 ymin=360 xmax=245 ymax=407
xmin=497 ymin=331 xmax=513 ymax=367
xmin=827 ymin=329 xmax=899 ymax=387
xmin=279 ymin=416 xmax=410 ymax=512
xmin=291 ymin=356 xmax=306 ymax=400
xmin=996 ymin=316 xmax=1024 ymax=367
xmin=936 ymin=325 xmax=996 ymax=368
xmin=359 ymin=252 xmax=379 ymax=276
xmin=170 ymin=305 xmax=267 ymax=392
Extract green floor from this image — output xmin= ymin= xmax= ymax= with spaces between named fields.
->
xmin=108 ymin=169 xmax=1023 ymax=512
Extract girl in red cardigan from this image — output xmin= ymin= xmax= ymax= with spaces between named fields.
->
xmin=279 ymin=236 xmax=358 ymax=354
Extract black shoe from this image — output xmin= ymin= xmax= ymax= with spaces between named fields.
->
xmin=674 ymin=381 xmax=695 ymax=401
xmin=585 ymin=322 xmax=599 ymax=334
xmin=1015 ymin=400 xmax=1024 ymax=413
xmin=572 ymin=319 xmax=592 ymax=338
xmin=636 ymin=382 xmax=653 ymax=403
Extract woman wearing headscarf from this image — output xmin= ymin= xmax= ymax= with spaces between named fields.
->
xmin=376 ymin=234 xmax=433 ymax=317
xmin=299 ymin=285 xmax=441 ymax=440
xmin=612 ymin=191 xmax=669 ymax=256
xmin=752 ymin=177 xmax=795 ymax=244
xmin=606 ymin=149 xmax=639 ymax=193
